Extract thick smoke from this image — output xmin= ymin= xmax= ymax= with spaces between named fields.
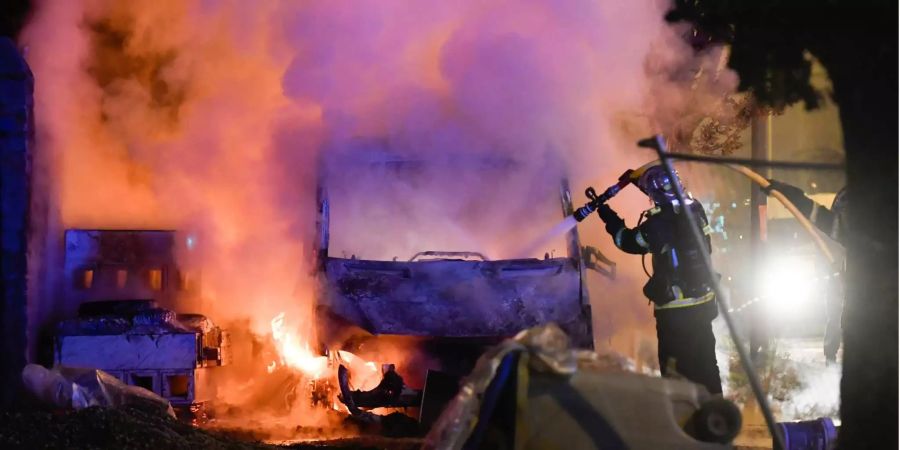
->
xmin=21 ymin=0 xmax=738 ymax=431
xmin=23 ymin=0 xmax=320 ymax=335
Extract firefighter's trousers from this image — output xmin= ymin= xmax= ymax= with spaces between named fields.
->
xmin=655 ymin=299 xmax=722 ymax=395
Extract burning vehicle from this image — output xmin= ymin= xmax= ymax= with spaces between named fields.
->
xmin=51 ymin=230 xmax=229 ymax=413
xmin=35 ymin=144 xmax=743 ymax=448
xmin=310 ymin=140 xmax=615 ymax=423
xmin=38 ymin=141 xmax=616 ymax=435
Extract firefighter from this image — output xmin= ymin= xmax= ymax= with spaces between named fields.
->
xmin=596 ymin=165 xmax=722 ymax=394
xmin=764 ymin=181 xmax=846 ymax=243
xmin=764 ymin=180 xmax=847 ymax=364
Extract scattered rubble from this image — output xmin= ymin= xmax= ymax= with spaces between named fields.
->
xmin=21 ymin=364 xmax=175 ymax=417
xmin=0 ymin=404 xmax=422 ymax=450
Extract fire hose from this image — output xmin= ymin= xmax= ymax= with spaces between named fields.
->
xmin=572 ymin=161 xmax=659 ymax=222
xmin=725 ymin=164 xmax=836 ymax=265
xmin=573 ymin=162 xmax=835 ymax=265
xmin=642 ymin=135 xmax=786 ymax=450
xmin=573 ymin=139 xmax=842 ymax=450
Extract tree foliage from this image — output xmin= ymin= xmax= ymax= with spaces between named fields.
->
xmin=666 ymin=0 xmax=894 ymax=110
xmin=666 ymin=2 xmax=898 ymax=449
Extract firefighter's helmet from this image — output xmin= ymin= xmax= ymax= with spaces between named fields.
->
xmin=637 ymin=165 xmax=684 ymax=204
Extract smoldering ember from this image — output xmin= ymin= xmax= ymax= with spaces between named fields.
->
xmin=0 ymin=1 xmax=896 ymax=449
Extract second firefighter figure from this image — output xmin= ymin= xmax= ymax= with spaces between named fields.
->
xmin=596 ymin=164 xmax=722 ymax=395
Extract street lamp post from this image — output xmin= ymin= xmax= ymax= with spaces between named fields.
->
xmin=749 ymin=111 xmax=772 ymax=365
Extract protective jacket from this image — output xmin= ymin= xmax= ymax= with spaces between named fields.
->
xmin=765 ymin=181 xmax=846 ymax=363
xmin=598 ymin=199 xmax=717 ymax=311
xmin=766 ymin=181 xmax=845 ymax=244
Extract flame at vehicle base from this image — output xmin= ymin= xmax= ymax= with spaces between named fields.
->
xmin=268 ymin=312 xmax=328 ymax=378
xmin=264 ymin=312 xmax=387 ymax=413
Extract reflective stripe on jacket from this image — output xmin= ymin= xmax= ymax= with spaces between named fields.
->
xmin=654 ymin=290 xmax=715 ymax=310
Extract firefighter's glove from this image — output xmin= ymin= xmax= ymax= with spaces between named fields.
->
xmin=764 ymin=179 xmax=806 ymax=200
xmin=597 ymin=203 xmax=626 ymax=236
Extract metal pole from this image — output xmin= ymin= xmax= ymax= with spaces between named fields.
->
xmin=749 ymin=113 xmax=772 ymax=364
xmin=657 ymin=152 xmax=842 ymax=171
xmin=648 ymin=135 xmax=786 ymax=450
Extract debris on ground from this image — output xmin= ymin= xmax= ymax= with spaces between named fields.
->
xmin=0 ymin=404 xmax=421 ymax=450
xmin=21 ymin=364 xmax=175 ymax=418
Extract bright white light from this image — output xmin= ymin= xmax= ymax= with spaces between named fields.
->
xmin=762 ymin=255 xmax=816 ymax=316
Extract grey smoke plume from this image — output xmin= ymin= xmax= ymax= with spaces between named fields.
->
xmin=21 ymin=0 xmax=738 ymax=428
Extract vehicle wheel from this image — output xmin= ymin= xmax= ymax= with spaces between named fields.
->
xmin=687 ymin=397 xmax=742 ymax=444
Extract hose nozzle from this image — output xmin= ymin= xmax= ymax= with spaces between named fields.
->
xmin=573 ymin=199 xmax=598 ymax=222
xmin=573 ymin=170 xmax=636 ymax=222
xmin=573 ymin=184 xmax=619 ymax=222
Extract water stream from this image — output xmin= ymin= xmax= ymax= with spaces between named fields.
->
xmin=515 ymin=215 xmax=579 ymax=259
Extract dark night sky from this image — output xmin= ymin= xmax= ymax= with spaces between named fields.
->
xmin=1 ymin=0 xmax=31 ymax=40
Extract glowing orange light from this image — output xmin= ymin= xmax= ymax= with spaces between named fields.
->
xmin=336 ymin=350 xmax=382 ymax=391
xmin=269 ymin=312 xmax=328 ymax=378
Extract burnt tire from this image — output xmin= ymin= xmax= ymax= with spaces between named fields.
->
xmin=688 ymin=397 xmax=742 ymax=444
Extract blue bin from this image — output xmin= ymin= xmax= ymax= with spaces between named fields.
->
xmin=776 ymin=417 xmax=838 ymax=450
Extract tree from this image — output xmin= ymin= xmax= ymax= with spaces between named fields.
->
xmin=666 ymin=1 xmax=898 ymax=448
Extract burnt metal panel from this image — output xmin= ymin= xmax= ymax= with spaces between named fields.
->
xmin=56 ymin=333 xmax=201 ymax=370
xmin=315 ymin=187 xmax=329 ymax=272
xmin=319 ymin=257 xmax=591 ymax=346
xmin=62 ymin=230 xmax=196 ymax=315
xmin=561 ymin=178 xmax=593 ymax=345
xmin=313 ymin=146 xmax=597 ymax=349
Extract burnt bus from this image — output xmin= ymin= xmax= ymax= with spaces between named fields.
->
xmin=312 ymin=139 xmax=614 ymax=385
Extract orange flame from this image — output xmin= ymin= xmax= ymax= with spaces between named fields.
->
xmin=336 ymin=350 xmax=382 ymax=391
xmin=270 ymin=312 xmax=328 ymax=378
